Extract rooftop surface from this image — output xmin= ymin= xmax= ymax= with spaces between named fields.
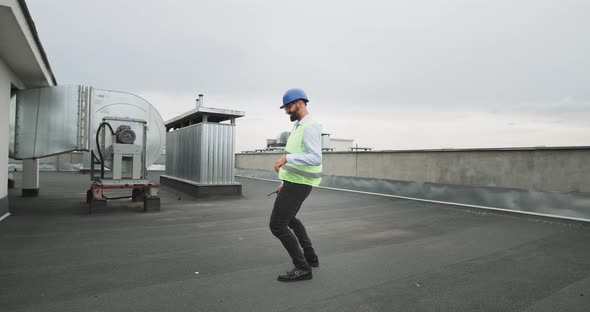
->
xmin=1 ymin=172 xmax=589 ymax=311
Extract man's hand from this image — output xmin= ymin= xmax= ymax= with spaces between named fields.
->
xmin=276 ymin=183 xmax=284 ymax=193
xmin=274 ymin=155 xmax=287 ymax=173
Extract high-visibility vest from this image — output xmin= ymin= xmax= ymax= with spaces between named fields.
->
xmin=278 ymin=121 xmax=323 ymax=186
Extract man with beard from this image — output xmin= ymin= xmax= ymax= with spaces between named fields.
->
xmin=271 ymin=88 xmax=322 ymax=282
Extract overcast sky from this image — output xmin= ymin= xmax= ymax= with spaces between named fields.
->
xmin=27 ymin=0 xmax=590 ymax=152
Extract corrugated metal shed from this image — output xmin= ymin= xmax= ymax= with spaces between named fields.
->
xmin=162 ymin=104 xmax=245 ymax=196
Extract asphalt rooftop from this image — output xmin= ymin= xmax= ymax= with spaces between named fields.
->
xmin=1 ymin=172 xmax=589 ymax=312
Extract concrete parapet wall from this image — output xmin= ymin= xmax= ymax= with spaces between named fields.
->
xmin=236 ymin=147 xmax=590 ymax=193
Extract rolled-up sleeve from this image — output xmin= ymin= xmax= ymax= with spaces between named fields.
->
xmin=286 ymin=123 xmax=322 ymax=166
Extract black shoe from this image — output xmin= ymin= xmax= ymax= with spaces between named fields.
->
xmin=306 ymin=256 xmax=319 ymax=268
xmin=277 ymin=267 xmax=312 ymax=282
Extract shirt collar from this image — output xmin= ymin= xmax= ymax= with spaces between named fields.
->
xmin=294 ymin=114 xmax=312 ymax=128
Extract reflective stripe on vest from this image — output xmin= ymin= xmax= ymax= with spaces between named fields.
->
xmin=281 ymin=164 xmax=323 ymax=179
xmin=278 ymin=120 xmax=322 ymax=186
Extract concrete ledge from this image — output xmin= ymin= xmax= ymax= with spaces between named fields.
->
xmin=236 ymin=168 xmax=590 ymax=222
xmin=160 ymin=175 xmax=242 ymax=198
xmin=22 ymin=188 xmax=39 ymax=197
xmin=236 ymin=148 xmax=590 ymax=193
xmin=0 ymin=196 xmax=8 ymax=217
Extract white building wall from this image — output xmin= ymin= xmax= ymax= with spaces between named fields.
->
xmin=0 ymin=57 xmax=23 ymax=216
xmin=0 ymin=64 xmax=9 ymax=206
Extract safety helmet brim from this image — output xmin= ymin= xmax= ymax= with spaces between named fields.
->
xmin=280 ymin=99 xmax=308 ymax=109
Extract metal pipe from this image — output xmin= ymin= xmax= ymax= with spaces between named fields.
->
xmin=143 ymin=124 xmax=147 ymax=179
xmin=198 ymin=94 xmax=204 ymax=107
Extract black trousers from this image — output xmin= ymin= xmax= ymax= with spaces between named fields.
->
xmin=269 ymin=181 xmax=317 ymax=269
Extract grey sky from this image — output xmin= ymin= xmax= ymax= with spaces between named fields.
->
xmin=27 ymin=0 xmax=590 ymax=151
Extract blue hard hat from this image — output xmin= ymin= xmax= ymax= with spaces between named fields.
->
xmin=281 ymin=88 xmax=309 ymax=109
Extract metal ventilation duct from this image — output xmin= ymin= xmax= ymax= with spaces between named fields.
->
xmin=90 ymin=88 xmax=165 ymax=169
xmin=10 ymin=85 xmax=165 ymax=169
xmin=11 ymin=85 xmax=90 ymax=159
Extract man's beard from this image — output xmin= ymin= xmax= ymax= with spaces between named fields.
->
xmin=289 ymin=111 xmax=299 ymax=122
